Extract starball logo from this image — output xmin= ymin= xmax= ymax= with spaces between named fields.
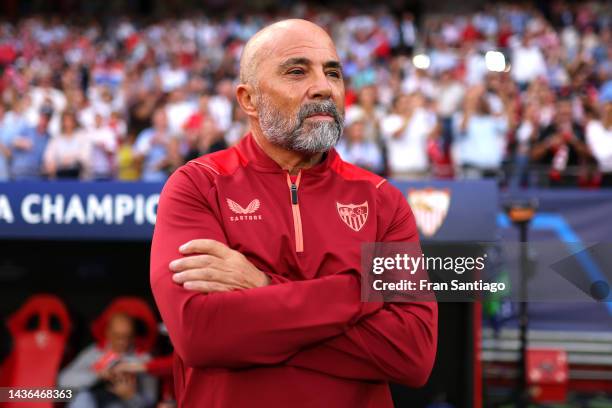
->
xmin=226 ymin=198 xmax=263 ymax=221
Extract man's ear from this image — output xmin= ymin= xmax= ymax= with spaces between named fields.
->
xmin=236 ymin=84 xmax=258 ymax=118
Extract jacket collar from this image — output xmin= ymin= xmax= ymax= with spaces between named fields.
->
xmin=237 ymin=132 xmax=338 ymax=176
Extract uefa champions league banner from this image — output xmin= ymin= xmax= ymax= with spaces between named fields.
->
xmin=0 ymin=180 xmax=498 ymax=241
xmin=0 ymin=181 xmax=163 ymax=240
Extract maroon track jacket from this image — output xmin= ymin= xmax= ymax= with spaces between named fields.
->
xmin=150 ymin=133 xmax=438 ymax=407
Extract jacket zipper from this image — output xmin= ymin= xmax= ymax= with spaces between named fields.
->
xmin=286 ymin=171 xmax=304 ymax=253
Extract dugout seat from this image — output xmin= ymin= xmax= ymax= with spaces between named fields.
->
xmin=0 ymin=294 xmax=72 ymax=408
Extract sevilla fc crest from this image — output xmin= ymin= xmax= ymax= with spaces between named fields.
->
xmin=407 ymin=188 xmax=451 ymax=237
xmin=337 ymin=201 xmax=369 ymax=232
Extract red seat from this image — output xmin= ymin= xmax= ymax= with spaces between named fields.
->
xmin=527 ymin=348 xmax=569 ymax=403
xmin=91 ymin=297 xmax=158 ymax=353
xmin=0 ymin=294 xmax=72 ymax=408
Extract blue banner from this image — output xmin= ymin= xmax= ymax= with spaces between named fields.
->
xmin=0 ymin=180 xmax=499 ymax=241
xmin=496 ymin=188 xmax=612 ymax=332
xmin=0 ymin=182 xmax=163 ymax=241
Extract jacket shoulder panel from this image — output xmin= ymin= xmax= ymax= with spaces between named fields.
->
xmin=188 ymin=146 xmax=247 ymax=177
xmin=330 ymin=156 xmax=386 ymax=188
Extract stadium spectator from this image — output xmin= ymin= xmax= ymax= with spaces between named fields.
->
xmin=401 ymin=66 xmax=436 ymax=99
xmin=531 ymin=99 xmax=591 ymax=187
xmin=87 ymin=112 xmax=118 ymax=180
xmin=116 ymin=133 xmax=141 ymax=181
xmin=429 ymin=36 xmax=458 ymax=76
xmin=511 ymin=34 xmax=547 ymax=89
xmin=349 ymin=85 xmax=385 ymax=143
xmin=108 ymin=111 xmax=128 ymax=142
xmin=134 ymin=108 xmax=175 ymax=182
xmin=3 ymin=99 xmax=31 ymax=143
xmin=208 ymin=78 xmax=234 ymax=133
xmin=43 ymin=110 xmax=91 ymax=179
xmin=226 ymin=102 xmax=249 ymax=146
xmin=434 ymin=69 xmax=465 ymax=149
xmin=28 ymin=72 xmax=67 ymax=124
xmin=586 ymin=100 xmax=612 ymax=186
xmin=58 ymin=313 xmax=157 ymax=408
xmin=511 ymin=102 xmax=541 ymax=187
xmin=0 ymin=104 xmax=11 ymax=181
xmin=180 ymin=114 xmax=227 ymax=163
xmin=382 ymin=93 xmax=436 ymax=179
xmin=336 ymin=108 xmax=384 ymax=175
xmin=453 ymin=86 xmax=509 ymax=178
xmin=159 ymin=54 xmax=189 ymax=94
xmin=7 ymin=107 xmax=53 ymax=180
xmin=399 ymin=12 xmax=417 ymax=55
xmin=180 ymin=93 xmax=211 ymax=142
xmin=165 ymin=88 xmax=197 ymax=136
xmin=462 ymin=43 xmax=488 ymax=87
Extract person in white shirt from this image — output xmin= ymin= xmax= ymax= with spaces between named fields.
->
xmin=511 ymin=35 xmax=547 ymax=88
xmin=346 ymin=85 xmax=385 ymax=144
xmin=158 ymin=55 xmax=188 ymax=93
xmin=28 ymin=73 xmax=67 ymax=126
xmin=87 ymin=112 xmax=118 ymax=180
xmin=453 ymin=86 xmax=509 ymax=178
xmin=401 ymin=68 xmax=436 ymax=100
xmin=208 ymin=79 xmax=234 ymax=133
xmin=400 ymin=12 xmax=417 ymax=54
xmin=511 ymin=103 xmax=541 ymax=187
xmin=43 ymin=110 xmax=92 ymax=179
xmin=462 ymin=44 xmax=487 ymax=87
xmin=381 ymin=93 xmax=436 ymax=179
xmin=435 ymin=69 xmax=465 ymax=150
xmin=165 ymin=88 xmax=197 ymax=136
xmin=586 ymin=102 xmax=612 ymax=186
xmin=429 ymin=37 xmax=458 ymax=75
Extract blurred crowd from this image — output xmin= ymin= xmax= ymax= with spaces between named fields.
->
xmin=0 ymin=1 xmax=610 ymax=187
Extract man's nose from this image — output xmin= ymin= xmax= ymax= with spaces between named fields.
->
xmin=306 ymin=70 xmax=333 ymax=100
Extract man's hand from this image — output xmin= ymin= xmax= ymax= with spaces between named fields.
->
xmin=170 ymin=239 xmax=270 ymax=293
xmin=109 ymin=373 xmax=138 ymax=401
xmin=98 ymin=368 xmax=114 ymax=382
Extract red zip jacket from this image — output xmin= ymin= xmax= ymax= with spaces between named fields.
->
xmin=150 ymin=133 xmax=438 ymax=408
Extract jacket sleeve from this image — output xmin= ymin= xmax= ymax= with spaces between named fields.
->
xmin=150 ymin=166 xmax=380 ymax=369
xmin=286 ymin=184 xmax=438 ymax=387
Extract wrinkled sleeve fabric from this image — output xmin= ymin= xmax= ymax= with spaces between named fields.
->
xmin=286 ymin=183 xmax=438 ymax=387
xmin=150 ymin=165 xmax=379 ymax=369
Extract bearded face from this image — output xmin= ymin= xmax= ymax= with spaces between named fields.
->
xmin=257 ymin=94 xmax=344 ymax=155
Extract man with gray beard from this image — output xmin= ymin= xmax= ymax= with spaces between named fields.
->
xmin=257 ymin=97 xmax=343 ymax=154
xmin=150 ymin=19 xmax=437 ymax=408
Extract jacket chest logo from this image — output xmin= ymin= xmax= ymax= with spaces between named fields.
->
xmin=226 ymin=198 xmax=262 ymax=221
xmin=336 ymin=201 xmax=369 ymax=232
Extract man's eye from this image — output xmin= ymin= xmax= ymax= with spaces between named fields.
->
xmin=288 ymin=69 xmax=305 ymax=75
xmin=327 ymin=71 xmax=342 ymax=78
